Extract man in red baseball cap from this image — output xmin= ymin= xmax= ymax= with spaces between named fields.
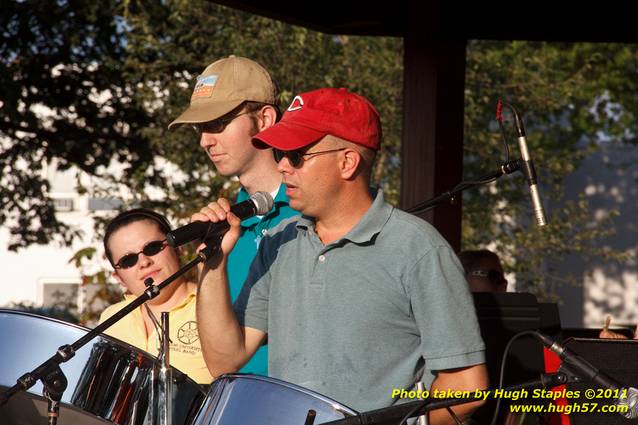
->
xmin=253 ymin=87 xmax=382 ymax=151
xmin=250 ymin=88 xmax=382 ymax=218
xmin=193 ymin=88 xmax=488 ymax=423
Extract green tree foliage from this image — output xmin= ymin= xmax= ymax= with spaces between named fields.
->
xmin=463 ymin=41 xmax=637 ymax=299
xmin=0 ymin=0 xmax=157 ymax=250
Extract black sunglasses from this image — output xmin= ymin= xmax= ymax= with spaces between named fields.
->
xmin=273 ymin=147 xmax=346 ymax=168
xmin=114 ymin=239 xmax=168 ymax=269
xmin=192 ymin=111 xmax=251 ymax=135
xmin=469 ymin=269 xmax=506 ymax=283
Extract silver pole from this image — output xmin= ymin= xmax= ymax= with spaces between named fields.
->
xmin=416 ymin=382 xmax=427 ymax=425
xmin=157 ymin=312 xmax=172 ymax=425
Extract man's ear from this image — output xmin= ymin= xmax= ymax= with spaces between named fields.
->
xmin=340 ymin=148 xmax=363 ymax=180
xmin=258 ymin=105 xmax=278 ymax=131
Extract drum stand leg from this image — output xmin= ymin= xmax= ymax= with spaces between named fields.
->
xmin=304 ymin=409 xmax=317 ymax=425
xmin=42 ymin=365 xmax=67 ymax=425
xmin=46 ymin=398 xmax=60 ymax=425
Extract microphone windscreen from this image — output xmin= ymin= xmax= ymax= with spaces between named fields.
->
xmin=251 ymin=191 xmax=274 ymax=215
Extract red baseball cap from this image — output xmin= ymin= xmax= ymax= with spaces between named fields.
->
xmin=253 ymin=88 xmax=381 ymax=151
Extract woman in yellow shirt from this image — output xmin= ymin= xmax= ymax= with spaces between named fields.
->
xmin=99 ymin=208 xmax=212 ymax=385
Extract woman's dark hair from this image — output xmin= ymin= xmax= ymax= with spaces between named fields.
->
xmin=103 ymin=208 xmax=172 ymax=266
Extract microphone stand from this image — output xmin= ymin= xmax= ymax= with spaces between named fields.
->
xmin=0 ymin=234 xmax=224 ymax=424
xmin=151 ymin=312 xmax=173 ymax=425
xmin=321 ymin=372 xmax=573 ymax=425
xmin=406 ymin=161 xmax=521 ymax=216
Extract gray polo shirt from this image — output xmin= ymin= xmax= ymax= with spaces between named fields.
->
xmin=234 ymin=190 xmax=485 ymax=412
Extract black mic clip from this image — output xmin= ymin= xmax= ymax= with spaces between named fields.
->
xmin=554 ymin=363 xmax=584 ymax=386
xmin=540 ymin=370 xmax=574 ymax=388
xmin=501 ymin=159 xmax=521 ymax=175
xmin=143 ymin=277 xmax=160 ymax=299
xmin=197 ymin=232 xmax=225 ymax=262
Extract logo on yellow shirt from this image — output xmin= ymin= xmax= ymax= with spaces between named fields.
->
xmin=177 ymin=321 xmax=199 ymax=345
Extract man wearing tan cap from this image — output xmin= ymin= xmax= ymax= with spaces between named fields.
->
xmin=169 ymin=56 xmax=298 ymax=377
xmin=192 ymin=88 xmax=488 ymax=423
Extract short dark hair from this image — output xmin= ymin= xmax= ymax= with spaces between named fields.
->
xmin=457 ymin=249 xmax=501 ymax=275
xmin=103 ymin=208 xmax=172 ymax=267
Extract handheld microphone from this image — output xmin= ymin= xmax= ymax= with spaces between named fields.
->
xmin=535 ymin=331 xmax=638 ymax=419
xmin=166 ymin=191 xmax=273 ymax=247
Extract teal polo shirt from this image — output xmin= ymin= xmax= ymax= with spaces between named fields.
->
xmin=235 ymin=190 xmax=485 ymax=412
xmin=227 ymin=183 xmax=298 ymax=375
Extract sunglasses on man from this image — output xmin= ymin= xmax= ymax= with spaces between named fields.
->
xmin=192 ymin=111 xmax=252 ymax=135
xmin=272 ymin=147 xmax=346 ymax=168
xmin=114 ymin=239 xmax=168 ymax=269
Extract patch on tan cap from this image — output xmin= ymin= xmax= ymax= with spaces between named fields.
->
xmin=192 ymin=75 xmax=218 ymax=100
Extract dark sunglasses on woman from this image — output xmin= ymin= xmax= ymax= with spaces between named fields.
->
xmin=115 ymin=240 xmax=168 ymax=269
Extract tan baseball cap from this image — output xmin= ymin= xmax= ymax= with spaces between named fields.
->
xmin=168 ymin=56 xmax=277 ymax=130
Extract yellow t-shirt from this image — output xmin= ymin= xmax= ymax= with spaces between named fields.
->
xmin=98 ymin=292 xmax=212 ymax=385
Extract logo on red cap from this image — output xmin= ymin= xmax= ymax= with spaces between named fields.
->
xmin=287 ymin=95 xmax=304 ymax=112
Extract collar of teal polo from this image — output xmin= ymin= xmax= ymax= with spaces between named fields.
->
xmin=237 ymin=183 xmax=289 ymax=228
xmin=296 ymin=188 xmax=392 ymax=244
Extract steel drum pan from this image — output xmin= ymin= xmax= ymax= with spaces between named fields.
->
xmin=0 ymin=309 xmax=357 ymax=425
xmin=0 ymin=309 xmax=205 ymax=425
xmin=191 ymin=374 xmax=357 ymax=425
